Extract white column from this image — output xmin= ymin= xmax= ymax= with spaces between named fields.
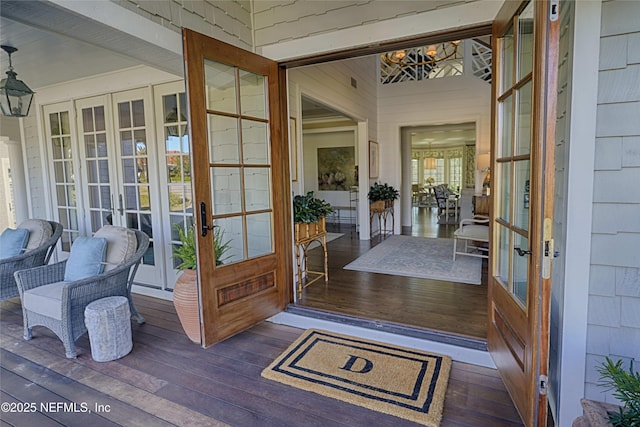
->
xmin=0 ymin=137 xmax=28 ymax=224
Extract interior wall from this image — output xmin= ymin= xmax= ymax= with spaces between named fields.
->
xmin=377 ymin=75 xmax=491 ymax=231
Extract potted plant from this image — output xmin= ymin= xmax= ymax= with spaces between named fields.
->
xmin=574 ymin=357 xmax=640 ymax=426
xmin=293 ymin=191 xmax=333 ymax=243
xmin=368 ymin=182 xmax=399 ymax=211
xmin=172 ymin=224 xmax=230 ymax=343
xmin=596 ymin=357 xmax=640 ymax=426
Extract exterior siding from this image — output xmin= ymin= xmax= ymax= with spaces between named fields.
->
xmin=253 ymin=0 xmax=480 ymax=48
xmin=23 ymin=116 xmax=47 ymax=220
xmin=112 ymin=0 xmax=253 ymax=50
xmin=585 ymin=0 xmax=640 ymax=404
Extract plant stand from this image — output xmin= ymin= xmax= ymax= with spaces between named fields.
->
xmin=294 ymin=217 xmax=328 ymax=296
xmin=369 ymin=199 xmax=394 ymax=240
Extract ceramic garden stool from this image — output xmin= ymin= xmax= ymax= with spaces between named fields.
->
xmin=84 ymin=296 xmax=132 ymax=362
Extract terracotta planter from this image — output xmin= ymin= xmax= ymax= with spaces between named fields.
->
xmin=172 ymin=269 xmax=201 ymax=343
xmin=572 ymin=399 xmax=620 ymax=427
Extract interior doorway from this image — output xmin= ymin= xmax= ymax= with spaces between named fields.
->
xmin=292 ymin=62 xmax=491 ymax=343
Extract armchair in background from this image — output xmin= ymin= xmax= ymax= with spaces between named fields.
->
xmin=1 ymin=220 xmax=63 ymax=301
xmin=453 ymin=215 xmax=489 ymax=260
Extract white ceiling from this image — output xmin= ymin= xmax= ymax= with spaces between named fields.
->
xmin=408 ymin=122 xmax=476 ymax=148
xmin=0 ymin=17 xmax=139 ymax=90
xmin=0 ymin=1 xmax=182 ymax=91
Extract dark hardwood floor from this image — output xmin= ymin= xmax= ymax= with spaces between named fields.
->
xmin=296 ymin=206 xmax=488 ymax=340
xmin=0 ymin=295 xmax=522 ymax=426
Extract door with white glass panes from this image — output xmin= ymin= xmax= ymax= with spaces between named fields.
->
xmin=75 ymin=89 xmax=163 ymax=285
xmin=153 ymin=81 xmax=193 ymax=290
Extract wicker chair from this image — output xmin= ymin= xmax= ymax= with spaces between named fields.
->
xmin=1 ymin=220 xmax=63 ymax=301
xmin=14 ymin=229 xmax=149 ymax=358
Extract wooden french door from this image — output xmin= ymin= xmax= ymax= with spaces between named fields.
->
xmin=183 ymin=29 xmax=291 ymax=346
xmin=488 ymin=1 xmax=559 ymax=426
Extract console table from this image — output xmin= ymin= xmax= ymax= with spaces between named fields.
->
xmin=369 ymin=200 xmax=394 ymax=239
xmin=294 ymin=218 xmax=328 ymax=295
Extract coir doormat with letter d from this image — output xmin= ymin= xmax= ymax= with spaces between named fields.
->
xmin=261 ymin=329 xmax=451 ymax=426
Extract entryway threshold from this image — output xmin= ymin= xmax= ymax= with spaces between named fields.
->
xmin=268 ymin=305 xmax=495 ymax=368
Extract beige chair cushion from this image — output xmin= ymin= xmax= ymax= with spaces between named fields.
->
xmin=18 ymin=219 xmax=53 ymax=252
xmin=22 ymin=281 xmax=68 ymax=320
xmin=454 ymin=224 xmax=489 ymax=241
xmin=94 ymin=226 xmax=137 ymax=271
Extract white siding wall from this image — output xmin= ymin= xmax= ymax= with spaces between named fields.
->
xmin=377 ymin=75 xmax=491 ymax=231
xmin=289 ymin=56 xmax=377 ymax=136
xmin=585 ymin=0 xmax=640 ymax=404
xmin=253 ymin=0 xmax=481 ymax=48
xmin=22 ymin=116 xmax=48 ymax=220
xmin=112 ymin=0 xmax=253 ymax=50
xmin=288 ymin=56 xmax=378 ymax=235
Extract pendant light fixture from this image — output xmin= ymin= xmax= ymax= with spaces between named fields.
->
xmin=1 ymin=45 xmax=35 ymax=118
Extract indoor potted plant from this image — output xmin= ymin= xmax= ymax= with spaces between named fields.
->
xmin=293 ymin=191 xmax=333 ymax=243
xmin=368 ymin=182 xmax=399 ymax=211
xmin=172 ymin=224 xmax=230 ymax=343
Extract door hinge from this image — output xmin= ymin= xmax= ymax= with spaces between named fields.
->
xmin=539 ymin=375 xmax=548 ymax=395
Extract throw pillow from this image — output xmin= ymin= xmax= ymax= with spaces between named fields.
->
xmin=64 ymin=237 xmax=108 ymax=281
xmin=94 ymin=225 xmax=137 ymax=271
xmin=0 ymin=228 xmax=30 ymax=259
xmin=18 ymin=219 xmax=53 ymax=252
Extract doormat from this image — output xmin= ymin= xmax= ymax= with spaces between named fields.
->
xmin=343 ymin=236 xmax=482 ymax=285
xmin=261 ymin=329 xmax=451 ymax=426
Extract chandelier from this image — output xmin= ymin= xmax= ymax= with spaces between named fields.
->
xmin=0 ymin=45 xmax=34 ymax=118
xmin=381 ymin=41 xmax=461 ymax=68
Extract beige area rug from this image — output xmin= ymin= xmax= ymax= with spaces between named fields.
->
xmin=261 ymin=329 xmax=451 ymax=426
xmin=344 ymin=236 xmax=482 ymax=285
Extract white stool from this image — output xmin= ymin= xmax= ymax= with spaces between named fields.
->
xmin=84 ymin=296 xmax=132 ymax=362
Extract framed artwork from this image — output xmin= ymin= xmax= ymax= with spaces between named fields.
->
xmin=290 ymin=117 xmax=297 ymax=182
xmin=369 ymin=140 xmax=379 ymax=179
xmin=317 ymin=147 xmax=356 ymax=191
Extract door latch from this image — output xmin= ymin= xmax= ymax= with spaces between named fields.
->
xmin=514 ymin=247 xmax=532 ymax=257
xmin=200 ymin=202 xmax=214 ymax=237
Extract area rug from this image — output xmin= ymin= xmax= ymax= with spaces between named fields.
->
xmin=261 ymin=329 xmax=451 ymax=426
xmin=343 ymin=236 xmax=482 ymax=285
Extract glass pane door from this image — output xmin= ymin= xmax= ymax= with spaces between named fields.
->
xmin=205 ymin=59 xmax=274 ymax=265
xmin=77 ymin=97 xmax=115 ymax=233
xmin=44 ymin=104 xmax=80 ymax=256
xmin=112 ymin=89 xmax=163 ymax=285
xmin=495 ymin=1 xmax=534 ymax=308
xmin=154 ymin=81 xmax=193 ymax=290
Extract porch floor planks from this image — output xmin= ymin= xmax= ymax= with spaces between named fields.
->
xmin=1 ymin=295 xmax=522 ymax=426
xmin=0 ymin=390 xmax=65 ymax=427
